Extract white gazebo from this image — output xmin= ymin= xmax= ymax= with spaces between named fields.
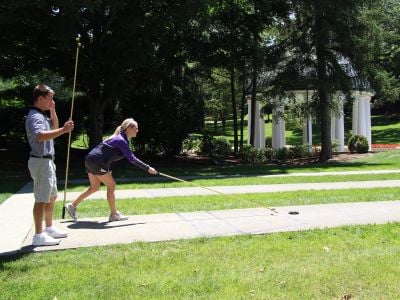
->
xmin=247 ymin=90 xmax=374 ymax=151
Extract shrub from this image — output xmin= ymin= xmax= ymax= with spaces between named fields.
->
xmin=288 ymin=144 xmax=310 ymax=159
xmin=265 ymin=137 xmax=272 ymax=148
xmin=347 ymin=135 xmax=369 ymax=153
xmin=212 ymin=137 xmax=232 ymax=158
xmin=201 ymin=135 xmax=231 ymax=159
xmin=264 ymin=147 xmax=275 ymax=161
xmin=331 ymin=139 xmax=340 ymax=153
xmin=240 ymin=145 xmax=266 ymax=164
xmin=181 ymin=135 xmax=202 ymax=154
xmin=275 ymin=147 xmax=289 ymax=162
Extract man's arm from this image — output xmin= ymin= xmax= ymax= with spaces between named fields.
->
xmin=37 ymin=120 xmax=74 ymax=142
xmin=36 ymin=100 xmax=73 ymax=142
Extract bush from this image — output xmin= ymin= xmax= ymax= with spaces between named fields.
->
xmin=265 ymin=137 xmax=272 ymax=148
xmin=347 ymin=135 xmax=369 ymax=153
xmin=240 ymin=145 xmax=266 ymax=164
xmin=288 ymin=144 xmax=310 ymax=159
xmin=212 ymin=137 xmax=232 ymax=158
xmin=331 ymin=139 xmax=340 ymax=153
xmin=201 ymin=135 xmax=231 ymax=159
xmin=275 ymin=147 xmax=289 ymax=162
xmin=181 ymin=135 xmax=202 ymax=154
xmin=264 ymin=147 xmax=275 ymax=161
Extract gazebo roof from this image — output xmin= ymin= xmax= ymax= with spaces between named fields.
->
xmin=257 ymin=59 xmax=371 ymax=92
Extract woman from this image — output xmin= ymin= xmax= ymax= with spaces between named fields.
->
xmin=65 ymin=118 xmax=157 ymax=222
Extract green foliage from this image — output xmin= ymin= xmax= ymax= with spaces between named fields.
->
xmin=348 ymin=134 xmax=369 ymax=153
xmin=181 ymin=134 xmax=202 ymax=154
xmin=288 ymin=144 xmax=311 ymax=159
xmin=275 ymin=147 xmax=289 ymax=162
xmin=201 ymin=134 xmax=231 ymax=159
xmin=240 ymin=145 xmax=266 ymax=164
xmin=265 ymin=136 xmax=272 ymax=148
xmin=359 ymin=0 xmax=400 ymax=104
xmin=240 ymin=144 xmax=314 ymax=164
xmin=331 ymin=139 xmax=340 ymax=152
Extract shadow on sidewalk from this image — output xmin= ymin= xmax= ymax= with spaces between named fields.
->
xmin=61 ymin=220 xmax=145 ymax=230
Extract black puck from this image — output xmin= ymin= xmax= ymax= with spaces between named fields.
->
xmin=288 ymin=211 xmax=299 ymax=215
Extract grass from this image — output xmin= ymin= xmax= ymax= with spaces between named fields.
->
xmin=60 ymin=150 xmax=400 ymax=192
xmin=61 ymin=173 xmax=400 ymax=192
xmin=54 ymin=187 xmax=400 ymax=217
xmin=1 ymin=223 xmax=400 ymax=299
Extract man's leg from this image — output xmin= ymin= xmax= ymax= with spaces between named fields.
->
xmin=45 ymin=195 xmax=57 ymax=228
xmin=33 ymin=202 xmax=45 ymax=234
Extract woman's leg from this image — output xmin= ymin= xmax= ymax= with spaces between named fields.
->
xmin=97 ymin=172 xmax=117 ymax=215
xmin=72 ymin=173 xmax=101 ymax=207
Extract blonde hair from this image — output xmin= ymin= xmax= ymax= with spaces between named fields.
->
xmin=106 ymin=118 xmax=137 ymax=141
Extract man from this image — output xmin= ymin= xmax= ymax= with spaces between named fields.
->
xmin=25 ymin=84 xmax=74 ymax=246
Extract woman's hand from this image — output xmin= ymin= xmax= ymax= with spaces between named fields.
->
xmin=148 ymin=167 xmax=157 ymax=175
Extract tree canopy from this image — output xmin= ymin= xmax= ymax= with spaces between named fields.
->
xmin=0 ymin=0 xmax=398 ymax=160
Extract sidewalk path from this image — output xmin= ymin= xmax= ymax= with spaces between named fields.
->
xmin=21 ymin=200 xmax=400 ymax=253
xmin=1 ymin=170 xmax=400 ymax=256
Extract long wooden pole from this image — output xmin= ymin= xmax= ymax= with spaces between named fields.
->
xmin=62 ymin=34 xmax=81 ymax=219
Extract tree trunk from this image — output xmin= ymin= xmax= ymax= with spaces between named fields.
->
xmin=240 ymin=80 xmax=246 ymax=151
xmin=315 ymin=11 xmax=332 ymax=161
xmin=87 ymin=75 xmax=106 ymax=149
xmin=88 ymin=97 xmax=106 ymax=149
xmin=250 ymin=67 xmax=257 ymax=146
xmin=230 ymin=67 xmax=238 ymax=153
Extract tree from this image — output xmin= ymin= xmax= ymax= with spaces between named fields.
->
xmin=273 ymin=0 xmax=374 ymax=161
xmin=0 ymin=0 xmax=207 ymax=154
xmin=358 ymin=0 xmax=400 ymax=109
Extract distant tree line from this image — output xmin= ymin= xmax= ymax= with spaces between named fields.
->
xmin=0 ymin=0 xmax=398 ymax=161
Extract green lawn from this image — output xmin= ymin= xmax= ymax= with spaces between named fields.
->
xmin=60 ymin=150 xmax=400 ymax=192
xmin=53 ymin=187 xmax=400 ymax=218
xmin=1 ymin=223 xmax=400 ymax=299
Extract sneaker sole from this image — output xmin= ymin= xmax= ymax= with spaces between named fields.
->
xmin=32 ymin=240 xmax=60 ymax=246
xmin=108 ymin=217 xmax=129 ymax=222
xmin=47 ymin=233 xmax=68 ymax=238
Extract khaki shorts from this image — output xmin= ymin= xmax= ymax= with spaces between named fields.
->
xmin=28 ymin=157 xmax=58 ymax=203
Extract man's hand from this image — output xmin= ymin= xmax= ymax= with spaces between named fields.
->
xmin=63 ymin=120 xmax=74 ymax=133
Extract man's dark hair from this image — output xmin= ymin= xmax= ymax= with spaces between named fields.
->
xmin=33 ymin=84 xmax=53 ymax=103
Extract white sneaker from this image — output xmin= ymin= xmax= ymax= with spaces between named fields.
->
xmin=45 ymin=226 xmax=68 ymax=238
xmin=32 ymin=232 xmax=60 ymax=246
xmin=108 ymin=211 xmax=129 ymax=222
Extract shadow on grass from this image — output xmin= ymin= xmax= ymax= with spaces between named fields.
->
xmin=372 ymin=128 xmax=400 ymax=144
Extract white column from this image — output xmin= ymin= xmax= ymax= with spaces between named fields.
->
xmin=303 ymin=117 xmax=312 ymax=148
xmin=300 ymin=90 xmax=313 ymax=152
xmin=352 ymin=91 xmax=373 ymax=150
xmin=247 ymin=100 xmax=265 ymax=149
xmin=272 ymin=101 xmax=285 ymax=149
xmin=330 ymin=93 xmax=345 ymax=152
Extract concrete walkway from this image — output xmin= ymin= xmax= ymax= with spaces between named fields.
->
xmin=1 ymin=170 xmax=400 ymax=256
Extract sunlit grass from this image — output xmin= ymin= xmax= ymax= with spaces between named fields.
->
xmin=55 ymin=187 xmax=400 ymax=218
xmin=1 ymin=223 xmax=400 ymax=299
